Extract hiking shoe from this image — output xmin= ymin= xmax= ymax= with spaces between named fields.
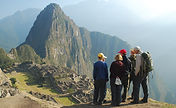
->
xmin=103 ymin=100 xmax=107 ymax=103
xmin=93 ymin=102 xmax=98 ymax=105
xmin=130 ymin=101 xmax=139 ymax=104
xmin=121 ymin=99 xmax=126 ymax=102
xmin=111 ymin=103 xmax=120 ymax=106
xmin=140 ymin=99 xmax=148 ymax=103
xmin=97 ymin=102 xmax=102 ymax=105
xmin=127 ymin=97 xmax=133 ymax=100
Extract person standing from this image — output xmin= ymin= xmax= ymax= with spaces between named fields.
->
xmin=131 ymin=46 xmax=149 ymax=104
xmin=93 ymin=53 xmax=109 ymax=105
xmin=118 ymin=49 xmax=131 ymax=102
xmin=110 ymin=54 xmax=125 ymax=106
xmin=128 ymin=49 xmax=136 ymax=100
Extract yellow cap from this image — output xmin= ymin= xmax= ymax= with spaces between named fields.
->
xmin=115 ymin=54 xmax=123 ymax=61
xmin=98 ymin=53 xmax=107 ymax=59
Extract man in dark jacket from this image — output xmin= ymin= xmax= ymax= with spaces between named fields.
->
xmin=118 ymin=49 xmax=131 ymax=102
xmin=128 ymin=49 xmax=136 ymax=100
xmin=93 ymin=53 xmax=108 ymax=105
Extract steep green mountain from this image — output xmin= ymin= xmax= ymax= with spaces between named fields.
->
xmin=0 ymin=9 xmax=40 ymax=52
xmin=9 ymin=45 xmax=41 ymax=63
xmin=0 ymin=48 xmax=14 ymax=69
xmin=89 ymin=31 xmax=130 ymax=66
xmin=19 ymin=3 xmax=130 ymax=76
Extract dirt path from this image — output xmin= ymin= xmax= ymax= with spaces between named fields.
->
xmin=61 ymin=99 xmax=162 ymax=108
xmin=0 ymin=92 xmax=63 ymax=108
xmin=0 ymin=94 xmax=42 ymax=108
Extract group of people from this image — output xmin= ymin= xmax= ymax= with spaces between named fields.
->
xmin=93 ymin=46 xmax=149 ymax=106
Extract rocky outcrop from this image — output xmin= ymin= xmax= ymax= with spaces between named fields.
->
xmin=0 ymin=68 xmax=19 ymax=98
xmin=0 ymin=68 xmax=11 ymax=86
xmin=29 ymin=91 xmax=57 ymax=103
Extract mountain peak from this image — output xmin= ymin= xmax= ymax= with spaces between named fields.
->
xmin=24 ymin=3 xmax=67 ymax=58
xmin=45 ymin=3 xmax=62 ymax=12
xmin=47 ymin=3 xmax=61 ymax=8
xmin=43 ymin=3 xmax=64 ymax=18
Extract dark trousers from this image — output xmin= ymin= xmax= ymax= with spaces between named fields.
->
xmin=93 ymin=79 xmax=106 ymax=103
xmin=110 ymin=78 xmax=122 ymax=106
xmin=122 ymin=84 xmax=128 ymax=101
xmin=121 ymin=75 xmax=129 ymax=101
xmin=133 ymin=74 xmax=149 ymax=102
xmin=128 ymin=73 xmax=135 ymax=98
xmin=128 ymin=79 xmax=134 ymax=98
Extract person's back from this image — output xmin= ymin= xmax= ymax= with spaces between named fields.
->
xmin=110 ymin=60 xmax=124 ymax=80
xmin=122 ymin=55 xmax=131 ymax=73
xmin=93 ymin=53 xmax=108 ymax=105
xmin=93 ymin=61 xmax=108 ymax=81
xmin=110 ymin=54 xmax=125 ymax=106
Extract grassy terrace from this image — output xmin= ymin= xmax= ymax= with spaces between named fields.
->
xmin=6 ymin=72 xmax=75 ymax=106
xmin=150 ymin=99 xmax=176 ymax=108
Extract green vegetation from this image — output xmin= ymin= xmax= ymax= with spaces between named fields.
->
xmin=90 ymin=31 xmax=130 ymax=66
xmin=66 ymin=88 xmax=75 ymax=94
xmin=6 ymin=72 xmax=76 ymax=106
xmin=16 ymin=44 xmax=41 ymax=63
xmin=150 ymin=99 xmax=176 ymax=108
xmin=54 ymin=97 xmax=75 ymax=106
xmin=162 ymin=104 xmax=176 ymax=108
xmin=10 ymin=78 xmax=17 ymax=88
xmin=0 ymin=48 xmax=14 ymax=69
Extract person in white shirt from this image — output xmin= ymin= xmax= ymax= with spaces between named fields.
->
xmin=131 ymin=46 xmax=149 ymax=104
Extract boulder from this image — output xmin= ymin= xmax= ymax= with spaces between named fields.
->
xmin=0 ymin=68 xmax=11 ymax=86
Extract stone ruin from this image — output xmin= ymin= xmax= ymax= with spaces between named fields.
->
xmin=6 ymin=63 xmax=94 ymax=103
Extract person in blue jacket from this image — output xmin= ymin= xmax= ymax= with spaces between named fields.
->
xmin=93 ymin=53 xmax=109 ymax=105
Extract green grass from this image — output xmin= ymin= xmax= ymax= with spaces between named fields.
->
xmin=161 ymin=103 xmax=176 ymax=108
xmin=6 ymin=72 xmax=76 ymax=106
xmin=149 ymin=99 xmax=176 ymax=108
xmin=54 ymin=97 xmax=75 ymax=106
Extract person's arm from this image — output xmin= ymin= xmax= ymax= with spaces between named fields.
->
xmin=93 ymin=63 xmax=96 ymax=80
xmin=110 ymin=62 xmax=114 ymax=74
xmin=128 ymin=58 xmax=132 ymax=73
xmin=105 ymin=63 xmax=109 ymax=81
xmin=135 ymin=54 xmax=141 ymax=76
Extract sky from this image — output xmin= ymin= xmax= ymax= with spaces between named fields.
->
xmin=0 ymin=0 xmax=84 ymax=19
xmin=1 ymin=0 xmax=176 ymax=20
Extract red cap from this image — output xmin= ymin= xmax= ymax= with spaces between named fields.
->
xmin=118 ymin=49 xmax=127 ymax=54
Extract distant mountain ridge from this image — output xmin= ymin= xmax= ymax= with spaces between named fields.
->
xmin=0 ymin=8 xmax=40 ymax=52
xmin=17 ymin=3 xmax=130 ymax=76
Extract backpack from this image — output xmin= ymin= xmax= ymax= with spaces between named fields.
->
xmin=141 ymin=52 xmax=153 ymax=73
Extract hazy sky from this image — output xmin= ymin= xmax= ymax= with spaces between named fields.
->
xmin=0 ymin=0 xmax=84 ymax=19
xmin=1 ymin=0 xmax=176 ymax=19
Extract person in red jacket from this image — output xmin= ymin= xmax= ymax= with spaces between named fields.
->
xmin=110 ymin=54 xmax=126 ymax=106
